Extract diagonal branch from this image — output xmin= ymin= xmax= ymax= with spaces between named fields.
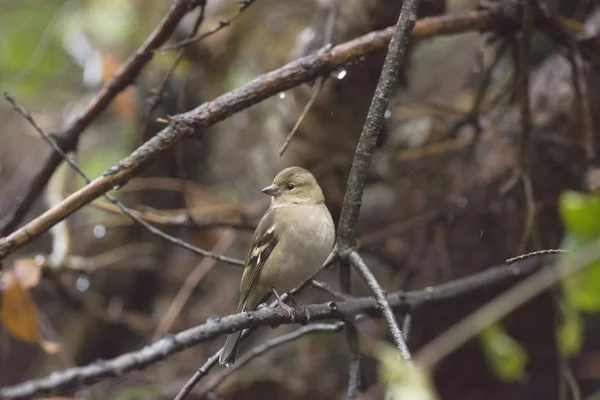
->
xmin=0 ymin=6 xmax=516 ymax=261
xmin=349 ymin=251 xmax=411 ymax=363
xmin=0 ymin=0 xmax=203 ymax=236
xmin=160 ymin=0 xmax=256 ymax=52
xmin=197 ymin=323 xmax=344 ymax=397
xmin=0 ymin=255 xmax=545 ymax=400
xmin=4 ymin=93 xmax=244 ymax=267
xmin=336 ymin=0 xmax=420 ymax=251
xmin=336 ymin=0 xmax=421 ymax=376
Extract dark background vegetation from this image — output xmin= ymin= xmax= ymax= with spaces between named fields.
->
xmin=1 ymin=0 xmax=600 ymax=399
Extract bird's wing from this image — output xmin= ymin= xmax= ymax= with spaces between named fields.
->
xmin=238 ymin=208 xmax=279 ymax=311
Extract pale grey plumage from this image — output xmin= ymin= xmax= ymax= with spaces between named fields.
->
xmin=219 ymin=167 xmax=335 ymax=365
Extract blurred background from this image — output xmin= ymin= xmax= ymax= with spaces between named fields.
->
xmin=1 ymin=0 xmax=600 ymax=398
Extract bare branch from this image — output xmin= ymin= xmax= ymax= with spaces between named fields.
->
xmin=0 ymin=256 xmax=545 ymax=399
xmin=278 ymin=1 xmax=339 ymax=157
xmin=0 ymin=6 xmax=515 ymax=261
xmin=154 ymin=230 xmax=238 ymax=339
xmin=160 ymin=0 xmax=256 ymax=52
xmin=311 ymin=279 xmax=354 ymax=300
xmin=571 ymin=45 xmax=596 ymax=164
xmin=349 ymin=251 xmax=411 ymax=363
xmin=416 ymin=238 xmax=600 ymax=370
xmin=516 ymin=0 xmax=535 ymax=254
xmin=139 ymin=2 xmax=208 ymax=140
xmin=90 ymin=200 xmax=257 ymax=231
xmin=3 ymin=94 xmax=244 ymax=267
xmin=505 ymin=249 xmax=567 ymax=264
xmin=335 ymin=0 xmax=421 ymax=384
xmin=174 ymin=351 xmax=222 ymax=400
xmin=336 ymin=0 xmax=420 ymax=250
xmin=197 ymin=323 xmax=344 ymax=397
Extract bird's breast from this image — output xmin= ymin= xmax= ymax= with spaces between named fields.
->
xmin=259 ymin=204 xmax=334 ymax=293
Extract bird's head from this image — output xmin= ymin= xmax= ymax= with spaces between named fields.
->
xmin=262 ymin=166 xmax=325 ymax=206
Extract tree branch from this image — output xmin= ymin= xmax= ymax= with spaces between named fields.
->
xmin=416 ymin=238 xmax=600 ymax=370
xmin=337 ymin=0 xmax=420 ymax=250
xmin=0 ymin=256 xmax=545 ymax=399
xmin=3 ymin=94 xmax=244 ymax=267
xmin=0 ymin=6 xmax=515 ymax=261
xmin=335 ymin=0 xmax=421 ymax=379
xmin=174 ymin=351 xmax=222 ymax=400
xmin=349 ymin=251 xmax=411 ymax=363
xmin=0 ymin=0 xmax=204 ymax=236
xmin=197 ymin=323 xmax=344 ymax=397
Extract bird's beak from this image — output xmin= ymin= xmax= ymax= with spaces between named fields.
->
xmin=261 ymin=183 xmax=280 ymax=197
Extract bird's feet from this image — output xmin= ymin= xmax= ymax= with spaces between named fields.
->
xmin=271 ymin=288 xmax=311 ymax=324
xmin=271 ymin=288 xmax=296 ymax=323
xmin=288 ymin=294 xmax=310 ymax=324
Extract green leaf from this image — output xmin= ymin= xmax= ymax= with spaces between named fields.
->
xmin=559 ymin=191 xmax=600 ymax=312
xmin=377 ymin=343 xmax=439 ymax=400
xmin=479 ymin=323 xmax=528 ymax=382
xmin=562 ymin=256 xmax=600 ymax=312
xmin=557 ymin=299 xmax=583 ymax=358
xmin=559 ymin=191 xmax=600 ymax=243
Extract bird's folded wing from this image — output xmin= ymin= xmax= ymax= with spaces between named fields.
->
xmin=238 ymin=208 xmax=279 ymax=311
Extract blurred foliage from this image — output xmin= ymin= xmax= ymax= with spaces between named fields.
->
xmin=378 ymin=343 xmax=439 ymax=400
xmin=479 ymin=323 xmax=528 ymax=383
xmin=0 ymin=260 xmax=60 ymax=354
xmin=0 ymin=0 xmax=72 ymax=99
xmin=557 ymin=191 xmax=600 ymax=358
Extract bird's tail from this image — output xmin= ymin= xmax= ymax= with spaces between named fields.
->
xmin=219 ymin=299 xmax=248 ymax=365
xmin=219 ymin=330 xmax=242 ymax=366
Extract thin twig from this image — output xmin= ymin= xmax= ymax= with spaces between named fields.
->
xmin=278 ymin=79 xmax=325 ymax=156
xmin=139 ymin=2 xmax=207 ymax=141
xmin=3 ymin=93 xmax=244 ymax=267
xmin=349 ymin=251 xmax=411 ymax=363
xmin=278 ymin=1 xmax=339 ymax=156
xmin=339 ymin=256 xmax=363 ymax=399
xmin=160 ymin=0 xmax=256 ymax=52
xmin=174 ymin=350 xmax=222 ymax=400
xmin=90 ymin=200 xmax=257 ymax=231
xmin=311 ymin=279 xmax=354 ymax=300
xmin=402 ymin=313 xmax=413 ymax=341
xmin=198 ymin=323 xmax=344 ymax=396
xmin=447 ymin=40 xmax=508 ymax=139
xmin=415 ymin=236 xmax=600 ymax=370
xmin=0 ymin=255 xmax=544 ymax=399
xmin=570 ymin=44 xmax=596 ymax=164
xmin=516 ymin=0 xmax=535 ymax=254
xmin=505 ymin=248 xmax=567 ymax=264
xmin=153 ymin=230 xmax=238 ymax=339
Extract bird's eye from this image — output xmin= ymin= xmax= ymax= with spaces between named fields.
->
xmin=287 ymin=183 xmax=295 ymax=190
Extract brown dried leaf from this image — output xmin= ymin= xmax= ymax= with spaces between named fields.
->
xmin=1 ymin=270 xmax=61 ymax=354
xmin=1 ymin=271 xmax=40 ymax=344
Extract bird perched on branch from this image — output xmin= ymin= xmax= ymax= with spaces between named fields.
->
xmin=219 ymin=166 xmax=335 ymax=365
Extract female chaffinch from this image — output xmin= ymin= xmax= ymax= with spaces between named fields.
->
xmin=219 ymin=166 xmax=335 ymax=365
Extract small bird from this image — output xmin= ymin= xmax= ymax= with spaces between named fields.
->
xmin=219 ymin=166 xmax=335 ymax=365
